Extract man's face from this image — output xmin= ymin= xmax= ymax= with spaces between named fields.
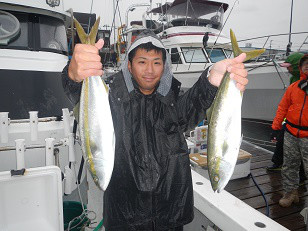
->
xmin=301 ymin=59 xmax=308 ymax=75
xmin=287 ymin=65 xmax=293 ymax=74
xmin=128 ymin=48 xmax=164 ymax=95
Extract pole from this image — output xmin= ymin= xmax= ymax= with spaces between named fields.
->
xmin=287 ymin=0 xmax=294 ymax=56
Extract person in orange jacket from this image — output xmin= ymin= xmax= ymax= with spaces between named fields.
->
xmin=271 ymin=54 xmax=308 ymax=207
xmin=267 ymin=53 xmax=305 ymax=173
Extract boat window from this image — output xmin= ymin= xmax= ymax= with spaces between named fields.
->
xmin=39 ymin=16 xmax=68 ymax=54
xmin=181 ymin=47 xmax=208 ymax=63
xmin=0 ymin=12 xmax=28 ymax=48
xmin=0 ymin=11 xmax=68 ymax=55
xmin=224 ymin=49 xmax=233 ymax=59
xmin=205 ymin=48 xmax=226 ymax=63
xmin=170 ymin=48 xmax=182 ymax=64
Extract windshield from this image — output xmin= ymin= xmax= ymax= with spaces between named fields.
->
xmin=0 ymin=11 xmax=68 ymax=54
xmin=181 ymin=47 xmax=208 ymax=63
xmin=166 ymin=2 xmax=225 ymax=29
xmin=205 ymin=48 xmax=226 ymax=63
xmin=39 ymin=16 xmax=68 ymax=52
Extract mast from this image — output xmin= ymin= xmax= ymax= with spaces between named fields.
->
xmin=287 ymin=0 xmax=294 ymax=56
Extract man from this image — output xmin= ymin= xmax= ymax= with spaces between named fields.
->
xmin=62 ymin=30 xmax=248 ymax=230
xmin=267 ymin=52 xmax=305 ymax=173
xmin=271 ymin=54 xmax=308 ymax=207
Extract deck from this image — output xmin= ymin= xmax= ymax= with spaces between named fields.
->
xmin=226 ymin=140 xmax=308 ymax=231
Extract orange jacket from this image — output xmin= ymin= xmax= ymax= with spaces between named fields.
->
xmin=272 ymin=71 xmax=308 ymax=138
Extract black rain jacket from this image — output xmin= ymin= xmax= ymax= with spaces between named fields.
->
xmin=62 ymin=31 xmax=217 ymax=231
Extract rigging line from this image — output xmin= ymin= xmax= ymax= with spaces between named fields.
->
xmin=212 ymin=0 xmax=239 ymax=47
xmin=242 ymin=119 xmax=272 ymax=125
xmin=102 ymin=0 xmax=120 ymax=65
xmin=87 ymin=0 xmax=95 ymax=34
xmin=204 ymin=0 xmax=238 ymax=69
xmin=243 ymin=136 xmax=275 ymax=145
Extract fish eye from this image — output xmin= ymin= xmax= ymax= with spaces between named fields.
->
xmin=214 ymin=175 xmax=220 ymax=182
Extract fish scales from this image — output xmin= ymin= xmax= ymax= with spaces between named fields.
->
xmin=207 ymin=29 xmax=265 ymax=192
xmin=207 ymin=72 xmax=242 ymax=193
xmin=75 ymin=17 xmax=115 ymax=190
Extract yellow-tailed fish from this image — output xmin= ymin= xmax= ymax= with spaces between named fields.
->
xmin=75 ymin=17 xmax=115 ymax=190
xmin=207 ymin=29 xmax=265 ymax=193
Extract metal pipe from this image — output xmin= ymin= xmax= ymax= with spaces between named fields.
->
xmin=0 ymin=141 xmax=65 ymax=152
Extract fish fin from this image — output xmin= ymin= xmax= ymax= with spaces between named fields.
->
xmin=102 ymin=79 xmax=109 ymax=92
xmin=89 ymin=17 xmax=100 ymax=45
xmin=230 ymin=29 xmax=265 ymax=62
xmin=73 ymin=102 xmax=80 ymax=123
xmin=74 ymin=18 xmax=89 ymax=44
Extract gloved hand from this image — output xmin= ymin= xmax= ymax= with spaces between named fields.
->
xmin=270 ymin=129 xmax=279 ymax=142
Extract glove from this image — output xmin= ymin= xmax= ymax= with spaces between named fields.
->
xmin=270 ymin=129 xmax=279 ymax=142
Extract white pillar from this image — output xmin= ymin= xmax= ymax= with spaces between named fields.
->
xmin=45 ymin=138 xmax=55 ymax=166
xmin=68 ymin=133 xmax=76 ymax=163
xmin=15 ymin=139 xmax=25 ymax=169
xmin=64 ymin=166 xmax=73 ymax=195
xmin=29 ymin=111 xmax=38 ymax=141
xmin=0 ymin=112 xmax=9 ymax=143
xmin=62 ymin=108 xmax=70 ymax=137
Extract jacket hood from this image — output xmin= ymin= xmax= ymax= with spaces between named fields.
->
xmin=285 ymin=52 xmax=304 ymax=79
xmin=121 ymin=30 xmax=173 ymax=96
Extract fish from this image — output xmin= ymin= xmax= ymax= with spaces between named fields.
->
xmin=74 ymin=17 xmax=115 ymax=190
xmin=206 ymin=29 xmax=265 ymax=193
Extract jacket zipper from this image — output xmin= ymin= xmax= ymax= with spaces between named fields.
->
xmin=297 ymin=94 xmax=307 ymax=137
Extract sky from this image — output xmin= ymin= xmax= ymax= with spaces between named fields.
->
xmin=63 ymin=0 xmax=308 ymax=51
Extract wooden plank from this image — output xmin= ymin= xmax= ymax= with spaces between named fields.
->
xmin=251 ymin=154 xmax=273 ymax=163
xmin=250 ymin=168 xmax=278 ymax=177
xmin=230 ymin=183 xmax=283 ymax=200
xmin=226 ymin=172 xmax=282 ymax=192
xmin=257 ymin=187 xmax=308 ymax=219
xmin=275 ymin=212 xmax=306 ymax=231
xmin=250 ymin=159 xmax=273 ymax=170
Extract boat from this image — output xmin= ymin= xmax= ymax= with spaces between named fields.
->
xmin=0 ymin=1 xmax=89 ymax=230
xmin=118 ymin=0 xmax=308 ymax=122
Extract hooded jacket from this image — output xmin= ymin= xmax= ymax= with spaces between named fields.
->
xmin=285 ymin=52 xmax=304 ymax=84
xmin=62 ymin=30 xmax=217 ymax=230
xmin=272 ymin=55 xmax=308 ymax=138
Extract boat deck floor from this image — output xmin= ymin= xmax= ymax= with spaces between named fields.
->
xmin=227 ymin=141 xmax=308 ymax=231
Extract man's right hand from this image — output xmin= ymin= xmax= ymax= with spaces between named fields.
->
xmin=270 ymin=129 xmax=279 ymax=142
xmin=68 ymin=39 xmax=104 ymax=82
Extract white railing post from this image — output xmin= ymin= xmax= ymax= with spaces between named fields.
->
xmin=0 ymin=112 xmax=9 ymax=143
xmin=62 ymin=108 xmax=70 ymax=137
xmin=15 ymin=139 xmax=25 ymax=169
xmin=45 ymin=138 xmax=55 ymax=166
xmin=68 ymin=133 xmax=76 ymax=163
xmin=64 ymin=166 xmax=73 ymax=195
xmin=29 ymin=111 xmax=38 ymax=141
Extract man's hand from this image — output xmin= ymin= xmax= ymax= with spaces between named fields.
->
xmin=208 ymin=53 xmax=248 ymax=92
xmin=68 ymin=39 xmax=104 ymax=82
xmin=270 ymin=129 xmax=279 ymax=143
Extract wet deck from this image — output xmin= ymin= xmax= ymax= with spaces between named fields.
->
xmin=226 ymin=140 xmax=308 ymax=231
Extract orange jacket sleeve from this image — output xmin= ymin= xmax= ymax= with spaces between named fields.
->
xmin=271 ymin=85 xmax=293 ymax=130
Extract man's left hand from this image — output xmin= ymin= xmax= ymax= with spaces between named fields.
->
xmin=208 ymin=53 xmax=248 ymax=92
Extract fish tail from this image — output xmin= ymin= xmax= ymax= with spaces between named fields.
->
xmin=89 ymin=17 xmax=100 ymax=45
xmin=74 ymin=17 xmax=100 ymax=45
xmin=230 ymin=29 xmax=265 ymax=62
